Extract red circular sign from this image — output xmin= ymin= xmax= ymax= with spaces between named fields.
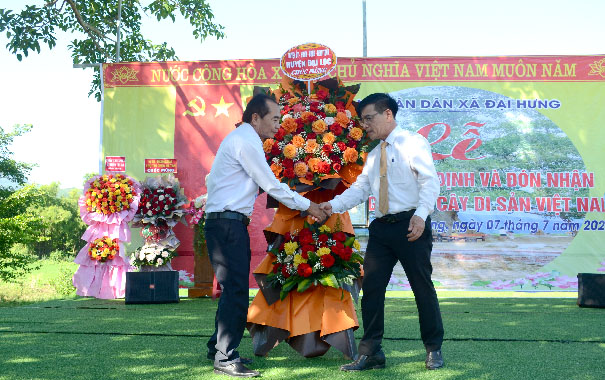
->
xmin=280 ymin=43 xmax=337 ymax=81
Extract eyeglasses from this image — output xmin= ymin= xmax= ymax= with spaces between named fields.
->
xmin=360 ymin=112 xmax=380 ymax=125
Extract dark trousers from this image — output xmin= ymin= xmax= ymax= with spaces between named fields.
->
xmin=204 ymin=218 xmax=251 ymax=364
xmin=358 ymin=215 xmax=444 ymax=355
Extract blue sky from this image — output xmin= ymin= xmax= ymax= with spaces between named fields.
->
xmin=1 ymin=0 xmax=604 ymax=188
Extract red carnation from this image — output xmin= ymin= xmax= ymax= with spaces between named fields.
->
xmin=320 ymin=254 xmax=335 ymax=268
xmin=332 ymin=162 xmax=342 ymax=172
xmin=296 ymin=118 xmax=304 ymax=128
xmin=298 ymin=229 xmax=314 ymax=245
xmin=317 ymin=161 xmax=331 ymax=174
xmin=272 ymin=263 xmax=281 ymax=274
xmin=335 ymin=101 xmax=346 ymax=111
xmin=310 ymin=102 xmax=321 ymax=113
xmin=322 ymin=144 xmax=333 ymax=154
xmin=297 ymin=263 xmax=313 ymax=277
xmin=307 ymin=132 xmax=317 ymax=140
xmin=317 ymin=234 xmax=329 ymax=246
xmin=301 ymin=252 xmax=309 ymax=260
xmin=332 ymin=231 xmax=347 ymax=242
xmin=332 ymin=242 xmax=346 ymax=257
xmin=316 ymin=89 xmax=329 ymax=101
xmin=330 ymin=124 xmax=343 ymax=136
xmin=301 ymin=244 xmax=316 ymax=254
xmin=282 ymin=158 xmax=294 ymax=168
xmin=346 ymin=139 xmax=358 ymax=148
xmin=305 ymin=172 xmax=314 ymax=181
xmin=336 ymin=141 xmax=346 ymax=151
xmin=282 ymin=265 xmax=291 ymax=278
xmin=284 ymin=232 xmax=293 ymax=242
xmin=274 ymin=128 xmax=286 ymax=141
xmin=271 ymin=143 xmax=281 ymax=156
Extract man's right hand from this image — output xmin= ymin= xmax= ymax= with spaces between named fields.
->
xmin=307 ymin=201 xmax=330 ymax=223
xmin=319 ymin=202 xmax=333 ymax=215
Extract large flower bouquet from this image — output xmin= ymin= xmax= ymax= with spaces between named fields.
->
xmin=83 ymin=173 xmax=137 ymax=215
xmin=185 ymin=194 xmax=208 ymax=255
xmin=263 ymin=78 xmax=372 ymax=188
xmin=130 ymin=243 xmax=177 ymax=268
xmin=266 ymin=220 xmax=363 ymax=300
xmin=88 ymin=237 xmax=120 ymax=262
xmin=132 ymin=175 xmax=188 ymax=228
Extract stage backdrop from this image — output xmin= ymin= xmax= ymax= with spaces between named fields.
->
xmin=102 ymin=56 xmax=605 ymax=290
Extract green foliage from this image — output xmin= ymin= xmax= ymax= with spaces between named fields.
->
xmin=0 ymin=125 xmax=34 ymax=196
xmin=0 ymin=0 xmax=225 ymax=100
xmin=48 ymin=263 xmax=76 ymax=296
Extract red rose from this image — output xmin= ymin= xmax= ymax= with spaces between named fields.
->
xmin=301 ymin=252 xmax=309 ymax=260
xmin=320 ymin=254 xmax=335 ymax=268
xmin=307 ymin=132 xmax=317 ymax=140
xmin=322 ymin=144 xmax=333 ymax=154
xmin=282 ymin=158 xmax=294 ymax=168
xmin=346 ymin=139 xmax=358 ymax=148
xmin=330 ymin=124 xmax=343 ymax=136
xmin=317 ymin=111 xmax=326 ymax=119
xmin=332 ymin=162 xmax=341 ymax=172
xmin=310 ymin=102 xmax=321 ymax=113
xmin=305 ymin=172 xmax=314 ymax=181
xmin=297 ymin=263 xmax=313 ymax=277
xmin=270 ymin=143 xmax=281 ymax=156
xmin=284 ymin=232 xmax=293 ymax=242
xmin=317 ymin=234 xmax=329 ymax=246
xmin=282 ymin=266 xmax=290 ymax=278
xmin=335 ymin=101 xmax=345 ymax=111
xmin=342 ymin=249 xmax=352 ymax=261
xmin=306 ymin=114 xmax=318 ymax=123
xmin=332 ymin=242 xmax=346 ymax=257
xmin=283 ymin=105 xmax=291 ymax=113
xmin=332 ymin=232 xmax=347 ymax=242
xmin=298 ymin=229 xmax=314 ymax=245
xmin=336 ymin=141 xmax=346 ymax=151
xmin=272 ymin=263 xmax=281 ymax=274
xmin=296 ymin=118 xmax=304 ymax=128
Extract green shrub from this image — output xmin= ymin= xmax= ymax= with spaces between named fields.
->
xmin=48 ymin=264 xmax=76 ymax=297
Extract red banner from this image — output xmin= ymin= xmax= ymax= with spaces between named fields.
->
xmin=105 ymin=156 xmax=125 ymax=172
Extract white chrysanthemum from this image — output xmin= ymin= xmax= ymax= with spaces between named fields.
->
xmin=157 ymin=258 xmax=163 ymax=266
xmin=146 ymin=253 xmax=155 ymax=261
xmin=139 ymin=252 xmax=145 ymax=260
xmin=282 ymin=114 xmax=292 ymax=120
xmin=161 ymin=251 xmax=169 ymax=258
xmin=158 ymin=195 xmax=165 ymax=201
xmin=324 ymin=117 xmax=335 ymax=126
xmin=345 ymin=110 xmax=351 ymax=118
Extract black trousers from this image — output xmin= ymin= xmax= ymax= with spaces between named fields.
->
xmin=358 ymin=215 xmax=444 ymax=355
xmin=204 ymin=218 xmax=251 ymax=364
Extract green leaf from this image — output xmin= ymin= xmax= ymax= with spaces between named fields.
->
xmin=297 ymin=278 xmax=314 ymax=293
xmin=344 ymin=236 xmax=356 ymax=247
xmin=319 ymin=273 xmax=339 ymax=288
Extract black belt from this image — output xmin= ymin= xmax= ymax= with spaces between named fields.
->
xmin=376 ymin=209 xmax=416 ymax=224
xmin=206 ymin=211 xmax=250 ymax=226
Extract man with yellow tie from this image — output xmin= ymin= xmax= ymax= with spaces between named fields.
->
xmin=320 ymin=93 xmax=444 ymax=371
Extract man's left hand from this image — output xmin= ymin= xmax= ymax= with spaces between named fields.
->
xmin=407 ymin=215 xmax=425 ymax=242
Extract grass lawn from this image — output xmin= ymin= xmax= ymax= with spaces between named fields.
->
xmin=1 ymin=295 xmax=603 ymax=380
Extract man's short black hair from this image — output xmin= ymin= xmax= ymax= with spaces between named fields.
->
xmin=242 ymin=94 xmax=277 ymax=123
xmin=357 ymin=93 xmax=398 ymax=117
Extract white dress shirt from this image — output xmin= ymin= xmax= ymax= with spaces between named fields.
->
xmin=330 ymin=127 xmax=440 ymax=221
xmin=205 ymin=123 xmax=310 ymax=217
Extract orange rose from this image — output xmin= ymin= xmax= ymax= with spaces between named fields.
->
xmin=322 ymin=132 xmax=335 ymax=145
xmin=263 ymin=138 xmax=275 ymax=153
xmin=287 ymin=97 xmax=300 ymax=105
xmin=283 ymin=144 xmax=297 ymax=159
xmin=312 ymin=119 xmax=327 ymax=133
xmin=291 ymin=135 xmax=305 ymax=148
xmin=301 ymin=111 xmax=315 ymax=123
xmin=270 ymin=163 xmax=282 ymax=177
xmin=335 ymin=112 xmax=350 ymax=127
xmin=348 ymin=127 xmax=363 ymax=141
xmin=324 ymin=103 xmax=337 ymax=114
xmin=294 ymin=162 xmax=309 ymax=177
xmin=281 ymin=118 xmax=298 ymax=134
xmin=307 ymin=157 xmax=321 ymax=173
xmin=305 ymin=139 xmax=319 ymax=154
xmin=343 ymin=147 xmax=359 ymax=163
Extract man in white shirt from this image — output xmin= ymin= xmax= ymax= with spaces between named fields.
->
xmin=320 ymin=93 xmax=444 ymax=371
xmin=204 ymin=94 xmax=327 ymax=378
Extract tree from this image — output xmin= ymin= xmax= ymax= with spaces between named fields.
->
xmin=0 ymin=125 xmax=34 ymax=199
xmin=0 ymin=0 xmax=225 ymax=100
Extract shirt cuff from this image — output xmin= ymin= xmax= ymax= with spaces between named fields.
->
xmin=414 ymin=206 xmax=430 ymax=222
xmin=297 ymin=196 xmax=311 ymax=211
xmin=329 ymin=199 xmax=344 ymax=214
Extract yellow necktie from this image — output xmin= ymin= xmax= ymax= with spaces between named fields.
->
xmin=379 ymin=141 xmax=389 ymax=215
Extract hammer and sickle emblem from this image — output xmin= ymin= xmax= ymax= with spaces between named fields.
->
xmin=182 ymin=96 xmax=206 ymax=117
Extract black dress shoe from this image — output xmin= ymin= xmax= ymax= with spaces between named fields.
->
xmin=213 ymin=362 xmax=260 ymax=377
xmin=425 ymin=349 xmax=444 ymax=370
xmin=340 ymin=350 xmax=386 ymax=371
xmin=207 ymin=353 xmax=253 ymax=365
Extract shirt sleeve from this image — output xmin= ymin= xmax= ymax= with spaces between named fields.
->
xmin=238 ymin=138 xmax=310 ymax=212
xmin=329 ymin=154 xmax=373 ymax=214
xmin=409 ymin=134 xmax=440 ymax=221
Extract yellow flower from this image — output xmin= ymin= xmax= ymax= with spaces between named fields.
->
xmin=317 ymin=247 xmax=331 ymax=257
xmin=283 ymin=144 xmax=297 ymax=159
xmin=318 ymin=225 xmax=331 ymax=233
xmin=322 ymin=132 xmax=335 ymax=146
xmin=293 ymin=254 xmax=307 ymax=266
xmin=291 ymin=135 xmax=305 ymax=148
xmin=353 ymin=240 xmax=361 ymax=251
xmin=284 ymin=241 xmax=299 ymax=256
xmin=324 ymin=104 xmax=337 ymax=114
